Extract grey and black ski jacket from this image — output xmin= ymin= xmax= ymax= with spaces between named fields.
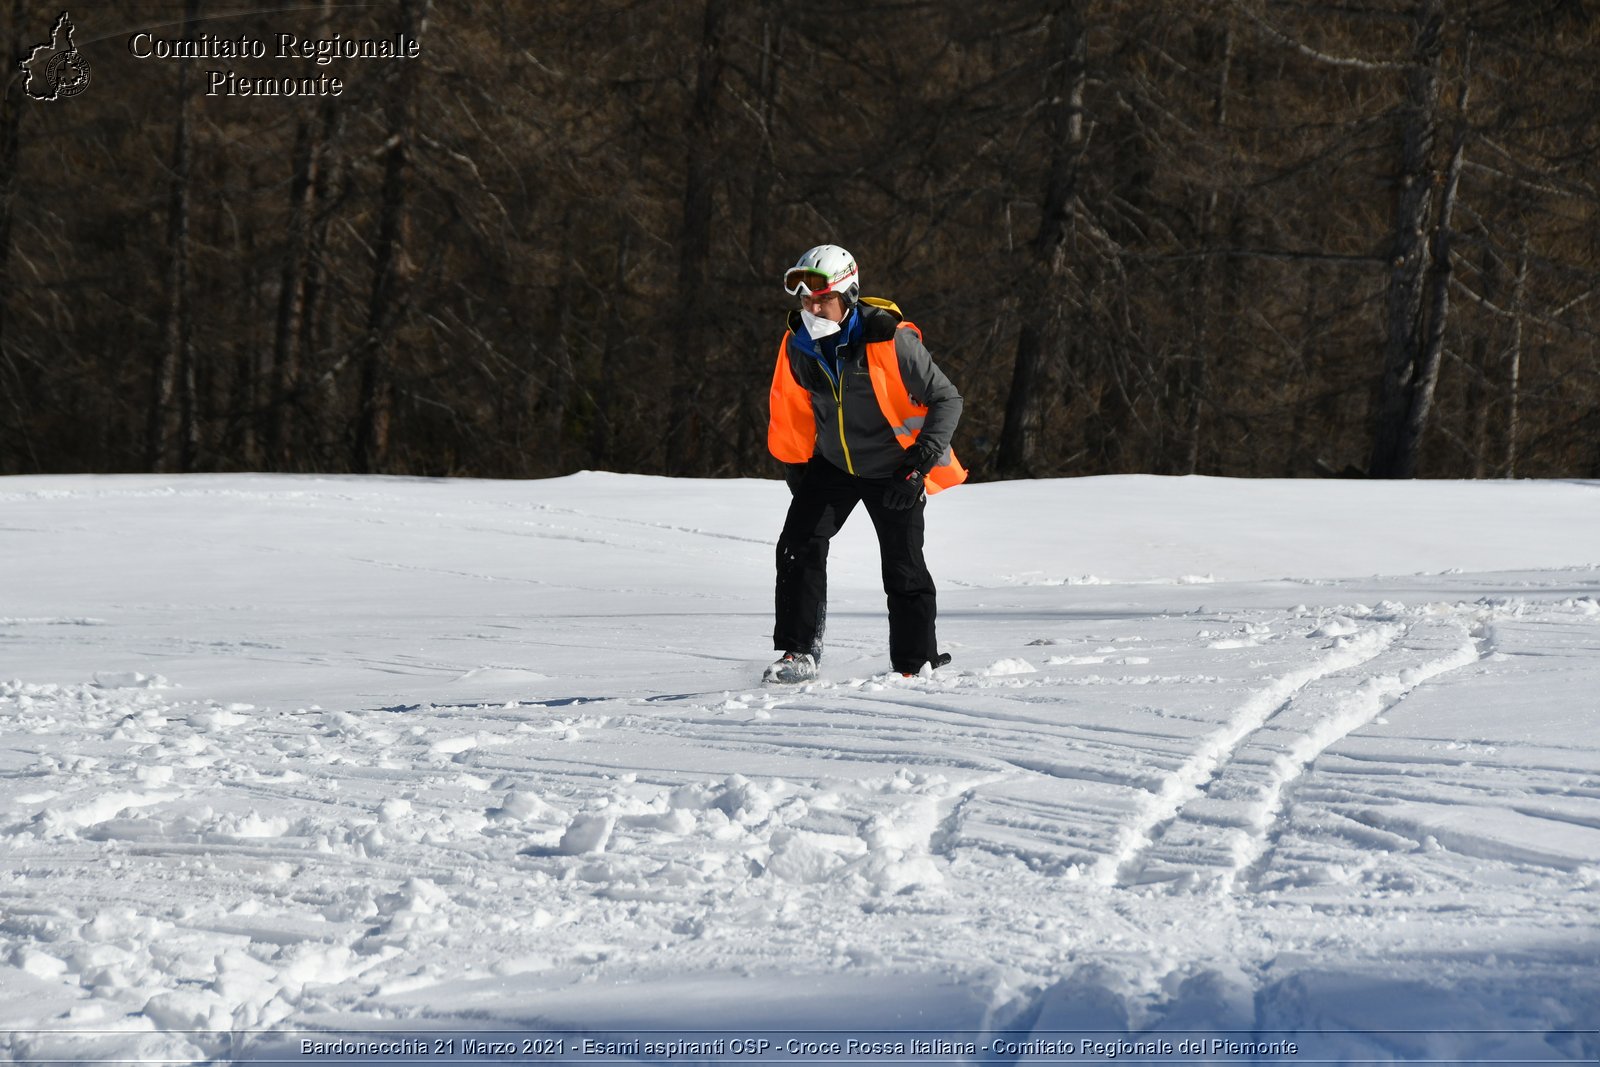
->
xmin=775 ymin=303 xmax=963 ymax=480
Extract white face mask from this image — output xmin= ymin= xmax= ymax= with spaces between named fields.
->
xmin=801 ymin=308 xmax=843 ymax=341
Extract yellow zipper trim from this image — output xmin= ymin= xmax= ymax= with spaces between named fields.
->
xmin=829 ymin=375 xmax=854 ymax=474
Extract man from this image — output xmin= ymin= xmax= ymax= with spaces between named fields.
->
xmin=764 ymin=244 xmax=966 ymax=684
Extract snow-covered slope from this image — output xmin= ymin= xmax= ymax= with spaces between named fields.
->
xmin=1 ymin=473 xmax=1597 ymax=1064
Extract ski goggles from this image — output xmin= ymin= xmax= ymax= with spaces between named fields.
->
xmin=783 ymin=266 xmax=855 ymax=297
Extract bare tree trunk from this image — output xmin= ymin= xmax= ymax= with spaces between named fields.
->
xmin=147 ymin=0 xmax=200 ymax=473
xmin=354 ymin=0 xmax=429 ymax=473
xmin=1178 ymin=286 xmax=1210 ymax=475
xmin=595 ymin=224 xmax=632 ymax=470
xmin=997 ymin=1 xmax=1087 ymax=477
xmin=1368 ymin=0 xmax=1446 ymax=479
xmin=265 ymin=0 xmax=336 ymax=471
xmin=1286 ymin=265 xmax=1323 ymax=475
xmin=0 ymin=0 xmax=29 ymax=473
xmin=547 ymin=211 xmax=578 ymax=472
xmin=746 ymin=3 xmax=782 ymax=277
xmin=1467 ymin=257 xmax=1493 ymax=479
xmin=229 ymin=177 xmax=261 ymax=468
xmin=740 ymin=4 xmax=784 ymax=478
xmin=1503 ymin=239 xmax=1528 ymax=477
xmin=1397 ymin=37 xmax=1471 ymax=478
xmin=1181 ymin=22 xmax=1233 ymax=477
xmin=666 ymin=0 xmax=729 ymax=476
xmin=266 ymin=119 xmax=320 ymax=467
xmin=301 ymin=101 xmax=346 ymax=471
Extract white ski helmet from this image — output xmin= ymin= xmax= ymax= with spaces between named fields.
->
xmin=783 ymin=245 xmax=860 ymax=308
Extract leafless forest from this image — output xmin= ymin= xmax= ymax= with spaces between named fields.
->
xmin=2 ymin=0 xmax=1596 ymax=481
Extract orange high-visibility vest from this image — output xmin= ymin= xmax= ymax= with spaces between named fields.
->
xmin=768 ymin=320 xmax=968 ymax=495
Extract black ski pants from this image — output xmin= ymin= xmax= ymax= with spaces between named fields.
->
xmin=773 ymin=457 xmax=939 ymax=674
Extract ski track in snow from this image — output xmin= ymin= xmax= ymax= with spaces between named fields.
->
xmin=2 ymin=475 xmax=1599 ymax=1061
xmin=1110 ymin=610 xmax=1491 ymax=893
xmin=8 ymin=599 xmax=1594 ymax=1059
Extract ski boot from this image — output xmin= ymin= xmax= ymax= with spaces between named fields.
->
xmin=763 ymin=651 xmax=818 ymax=684
xmin=898 ymin=652 xmax=952 ymax=678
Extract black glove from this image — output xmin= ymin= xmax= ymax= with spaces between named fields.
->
xmin=883 ymin=441 xmax=944 ymax=510
xmin=882 ymin=465 xmax=925 ymax=510
xmin=784 ymin=463 xmax=807 ymax=495
xmin=906 ymin=440 xmax=943 ymax=476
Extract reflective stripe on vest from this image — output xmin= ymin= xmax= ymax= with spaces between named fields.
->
xmin=767 ymin=323 xmax=968 ymax=495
